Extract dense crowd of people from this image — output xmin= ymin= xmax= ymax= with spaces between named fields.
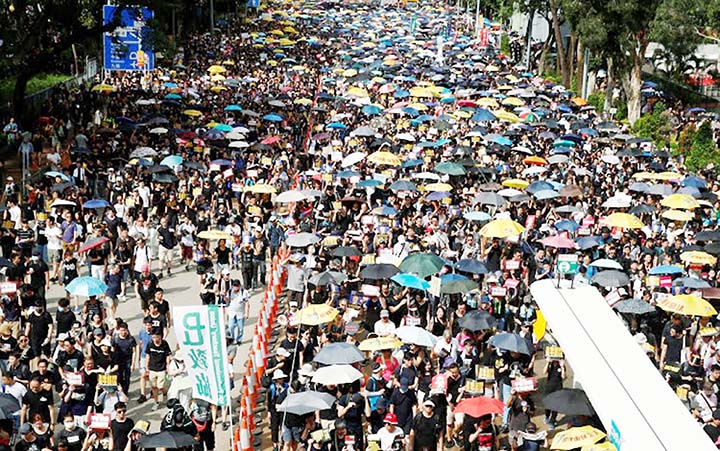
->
xmin=0 ymin=0 xmax=720 ymax=450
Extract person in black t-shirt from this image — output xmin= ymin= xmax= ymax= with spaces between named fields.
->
xmin=144 ymin=332 xmax=171 ymax=408
xmin=21 ymin=378 xmax=54 ymax=425
xmin=144 ymin=302 xmax=168 ymax=339
xmin=25 ymin=303 xmax=53 ymax=360
xmin=111 ymin=402 xmax=134 ymax=451
xmin=411 ymin=400 xmax=443 ymax=451
xmin=14 ymin=423 xmax=48 ymax=451
xmin=134 ymin=267 xmax=159 ymax=313
xmin=55 ymin=298 xmax=76 ymax=337
xmin=112 ymin=322 xmax=137 ymax=394
xmin=214 ymin=239 xmax=231 ymax=274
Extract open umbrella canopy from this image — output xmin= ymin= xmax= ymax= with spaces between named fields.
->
xmin=82 ymin=199 xmax=110 ymax=209
xmin=331 ymin=246 xmax=362 ymax=257
xmin=390 ymin=273 xmax=430 ymax=290
xmin=434 ymin=161 xmax=466 ymax=175
xmin=399 ymin=253 xmax=446 ymax=278
xmin=286 ymin=232 xmax=321 ymax=248
xmin=360 ymin=263 xmax=399 ymax=279
xmin=395 ymin=326 xmax=437 ymax=347
xmin=455 ymin=259 xmax=488 ymax=274
xmin=309 ymin=270 xmax=347 ymax=286
xmin=542 ymin=389 xmax=595 ymax=416
xmin=137 ymin=431 xmax=198 ymax=449
xmin=600 ymin=213 xmax=644 ymax=229
xmin=591 ymin=270 xmax=630 ymax=288
xmin=0 ymin=393 xmax=20 ymax=419
xmin=78 ymin=236 xmax=111 ymax=254
xmin=488 ymin=332 xmax=532 ymax=355
xmin=358 ymin=336 xmax=403 ymax=352
xmin=613 ymin=298 xmax=656 ymax=315
xmin=65 ymin=276 xmax=108 ymax=297
xmin=440 ymin=273 xmax=477 ymax=294
xmin=314 ymin=342 xmax=365 ymax=365
xmin=657 ymin=294 xmax=717 ymax=317
xmin=453 ymin=397 xmax=504 ymax=417
xmin=197 ymin=230 xmax=232 ymax=240
xmin=312 ymin=364 xmax=364 ymax=385
xmin=276 ymin=391 xmax=337 ymax=415
xmin=296 ymin=304 xmax=339 ymax=325
xmin=480 ymin=219 xmax=526 ymax=238
xmin=458 ymin=309 xmax=498 ymax=331
xmin=551 ymin=426 xmax=606 ymax=450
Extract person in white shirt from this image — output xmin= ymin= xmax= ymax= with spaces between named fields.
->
xmin=1 ymin=372 xmax=27 ymax=407
xmin=136 ymin=182 xmax=150 ymax=209
xmin=433 ymin=330 xmax=459 ymax=362
xmin=178 ymin=216 xmax=196 ymax=271
xmin=227 ymin=280 xmax=250 ymax=344
xmin=374 ymin=310 xmax=396 ymax=337
xmin=45 ymin=217 xmax=63 ymax=281
xmin=375 ymin=413 xmax=405 ymax=451
xmin=6 ymin=199 xmax=21 ymax=230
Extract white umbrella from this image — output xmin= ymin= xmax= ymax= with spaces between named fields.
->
xmin=590 ymin=259 xmax=623 ymax=270
xmin=311 ymin=365 xmax=364 ymax=385
xmin=130 ymin=147 xmax=157 ymax=158
xmin=396 ymin=133 xmax=416 ymax=142
xmin=341 ymin=152 xmax=367 ymax=168
xmin=149 ymin=127 xmax=168 ymax=134
xmin=602 ymin=196 xmax=632 ymax=209
xmin=601 ymin=154 xmax=620 ymax=165
xmin=277 ymin=391 xmax=337 ymax=415
xmin=51 ymin=199 xmax=77 ymax=208
xmin=286 ymin=232 xmax=321 ymax=248
xmin=300 ymin=189 xmax=324 ymax=199
xmin=276 ymin=190 xmax=308 ymax=203
xmin=395 ymin=326 xmax=437 ymax=348
xmin=233 ymin=126 xmax=250 ymax=134
xmin=228 ymin=141 xmax=250 ymax=148
xmin=225 ymin=131 xmax=247 ymax=140
xmin=498 ymin=188 xmax=523 ymax=197
xmin=413 ymin=172 xmax=441 ymax=181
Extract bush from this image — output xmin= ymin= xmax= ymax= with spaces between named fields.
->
xmin=587 ymin=92 xmax=605 ymax=111
xmin=500 ymin=34 xmax=510 ymax=56
xmin=685 ymin=121 xmax=720 ymax=172
xmin=631 ymin=102 xmax=673 ymax=148
xmin=0 ymin=73 xmax=72 ymax=105
xmin=677 ymin=125 xmax=696 ymax=155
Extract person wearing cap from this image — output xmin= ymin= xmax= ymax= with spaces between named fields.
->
xmin=267 ymin=369 xmax=289 ymax=451
xmin=227 ymin=279 xmax=250 ymax=344
xmin=15 ymin=422 xmax=47 ymax=451
xmin=375 ymin=412 xmax=405 ymax=451
xmin=374 ymin=309 xmax=396 ymax=337
xmin=409 ymin=399 xmax=442 ymax=451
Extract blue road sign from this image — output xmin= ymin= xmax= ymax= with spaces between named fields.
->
xmin=103 ymin=6 xmax=155 ymax=71
xmin=247 ymin=0 xmax=260 ymax=8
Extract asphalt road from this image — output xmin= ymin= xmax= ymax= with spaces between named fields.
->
xmin=44 ymin=259 xmax=264 ymax=450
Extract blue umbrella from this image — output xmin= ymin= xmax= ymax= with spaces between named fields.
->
xmin=416 ymin=114 xmax=436 ymax=122
xmin=83 ymin=199 xmax=110 ymax=209
xmin=440 ymin=97 xmax=455 ymax=103
xmin=526 ymin=181 xmax=554 ymax=194
xmin=401 ymin=160 xmax=424 ymax=169
xmin=263 ymin=114 xmax=283 ymax=122
xmin=372 ymin=206 xmax=399 ymax=216
xmin=224 ymin=105 xmax=242 ymax=112
xmin=576 ymin=236 xmax=602 ymax=250
xmin=493 ymin=136 xmax=513 ymax=146
xmin=440 ymin=273 xmax=477 ymax=294
xmin=164 ymin=93 xmax=182 ymax=100
xmin=455 ymin=259 xmax=488 ymax=274
xmin=471 ymin=108 xmax=496 ymax=122
xmin=463 ymin=211 xmax=491 ymax=222
xmin=357 ymin=179 xmax=383 ymax=188
xmin=337 ymin=170 xmax=360 ymax=179
xmin=164 ymin=82 xmax=178 ymax=88
xmin=214 ymin=124 xmax=233 ymax=132
xmin=394 ymin=89 xmax=410 ymax=98
xmin=65 ymin=276 xmax=108 ymax=297
xmin=45 ymin=171 xmax=70 ymax=181
xmin=362 ymin=105 xmax=382 ymax=116
xmin=204 ymin=129 xmax=225 ymax=140
xmin=210 ymin=159 xmax=232 ymax=166
xmin=682 ymin=175 xmax=707 ymax=189
xmin=160 ymin=155 xmax=183 ymax=167
xmin=673 ymin=277 xmax=710 ymax=289
xmin=391 ymin=273 xmax=430 ymax=290
xmin=326 ymin=122 xmax=347 ymax=130
xmin=555 ymin=220 xmax=579 ymax=232
xmin=402 ymin=107 xmax=420 ymax=117
xmin=390 ymin=180 xmax=417 ymax=191
xmin=426 ymin=191 xmax=451 ymax=201
xmin=648 ymin=265 xmax=684 ymax=275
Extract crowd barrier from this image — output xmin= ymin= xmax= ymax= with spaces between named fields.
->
xmin=237 ymin=247 xmax=289 ymax=451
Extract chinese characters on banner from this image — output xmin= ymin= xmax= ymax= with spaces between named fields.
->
xmin=174 ymin=305 xmax=231 ymax=406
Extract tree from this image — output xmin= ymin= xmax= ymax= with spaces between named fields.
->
xmin=0 ymin=0 xmax=158 ymax=124
xmin=685 ymin=121 xmax=720 ymax=172
xmin=630 ymin=102 xmax=673 ymax=148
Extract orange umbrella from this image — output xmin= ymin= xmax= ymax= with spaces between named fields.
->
xmin=523 ymin=156 xmax=548 ymax=166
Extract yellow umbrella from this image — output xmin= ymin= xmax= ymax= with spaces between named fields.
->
xmin=485 ymin=64 xmax=500 ymax=72
xmin=452 ymin=110 xmax=471 ymax=119
xmin=655 ymin=171 xmax=683 ymax=180
xmin=244 ymin=184 xmax=277 ymax=194
xmin=410 ymin=87 xmax=434 ymax=98
xmin=572 ymin=97 xmax=588 ymax=106
xmin=480 ymin=219 xmax=526 ymax=238
xmin=367 ymin=151 xmax=401 ymax=166
xmin=501 ymin=97 xmax=525 ymax=106
xmin=197 ymin=230 xmax=232 ymax=240
xmin=294 ymin=98 xmax=313 ymax=105
xmin=128 ymin=158 xmax=151 ymax=166
xmin=424 ymin=183 xmax=453 ymax=192
xmin=477 ymin=98 xmax=499 ymax=108
xmin=497 ymin=84 xmax=513 ymax=90
xmin=631 ymin=171 xmax=654 ymax=180
xmin=660 ymin=193 xmax=700 ymax=210
xmin=661 ymin=209 xmax=694 ymax=222
xmin=383 ymin=59 xmax=399 ymax=66
xmin=680 ymin=250 xmax=717 ymax=265
xmin=222 ymin=59 xmax=236 ymax=66
xmin=407 ymin=103 xmax=429 ymax=111
xmin=358 ymin=336 xmax=403 ymax=352
xmin=347 ymin=87 xmax=370 ymax=98
xmin=502 ymin=179 xmax=529 ymax=189
xmin=182 ymin=109 xmax=203 ymax=117
xmin=210 ymin=74 xmax=226 ymax=81
xmin=343 ymin=68 xmax=358 ymax=78
xmin=207 ymin=65 xmax=227 ymax=74
xmin=296 ymin=304 xmax=339 ymax=326
xmin=581 ymin=442 xmax=617 ymax=451
xmin=551 ymin=426 xmax=606 ymax=450
xmin=270 ymin=29 xmax=285 ymax=36
xmin=493 ymin=110 xmax=520 ymax=123
xmin=657 ymin=294 xmax=717 ymax=317
xmin=278 ymin=38 xmax=296 ymax=46
xmin=600 ymin=212 xmax=644 ymax=229
xmin=210 ymin=86 xmax=227 ymax=92
xmin=91 ymin=83 xmax=116 ymax=92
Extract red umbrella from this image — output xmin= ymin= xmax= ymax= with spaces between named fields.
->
xmin=78 ymin=237 xmax=110 ymax=254
xmin=453 ymin=397 xmax=504 ymax=418
xmin=261 ymin=135 xmax=281 ymax=145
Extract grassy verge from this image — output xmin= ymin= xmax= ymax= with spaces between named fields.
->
xmin=0 ymin=73 xmax=72 ymax=105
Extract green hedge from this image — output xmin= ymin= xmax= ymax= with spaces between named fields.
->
xmin=0 ymin=73 xmax=72 ymax=105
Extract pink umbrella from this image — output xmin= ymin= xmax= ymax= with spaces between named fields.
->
xmin=540 ymin=235 xmax=577 ymax=249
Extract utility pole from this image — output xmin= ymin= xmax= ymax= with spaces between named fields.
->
xmin=474 ymin=0 xmax=480 ymax=37
xmin=525 ymin=8 xmax=534 ymax=69
xmin=581 ymin=48 xmax=590 ymax=98
xmin=210 ymin=0 xmax=215 ymax=32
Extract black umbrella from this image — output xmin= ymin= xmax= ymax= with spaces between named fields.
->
xmin=309 ymin=270 xmax=347 ymax=286
xmin=542 ymin=389 xmax=595 ymax=416
xmin=591 ymin=270 xmax=629 ymax=288
xmin=0 ymin=393 xmax=20 ymax=419
xmin=705 ymin=243 xmax=720 ymax=255
xmin=147 ymin=164 xmax=171 ymax=173
xmin=360 ymin=263 xmax=399 ymax=280
xmin=51 ymin=181 xmax=75 ymax=193
xmin=331 ymin=246 xmax=362 ymax=257
xmin=488 ymin=332 xmax=532 ymax=355
xmin=696 ymin=230 xmax=720 ymax=242
xmin=629 ymin=204 xmax=655 ymax=215
xmin=455 ymin=259 xmax=488 ymax=274
xmin=458 ymin=310 xmax=497 ymax=331
xmin=183 ymin=161 xmax=206 ymax=172
xmin=152 ymin=173 xmax=179 ymax=184
xmin=137 ymin=431 xmax=198 ymax=449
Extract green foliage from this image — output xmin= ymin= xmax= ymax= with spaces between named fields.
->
xmin=677 ymin=124 xmax=696 ymax=155
xmin=0 ymin=74 xmax=72 ymax=105
xmin=587 ymin=91 xmax=605 ymax=111
xmin=631 ymin=102 xmax=673 ymax=148
xmin=685 ymin=122 xmax=720 ymax=172
xmin=500 ymin=34 xmax=510 ymax=56
xmin=615 ymin=102 xmax=628 ymax=121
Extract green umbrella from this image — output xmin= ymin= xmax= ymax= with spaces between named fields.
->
xmin=399 ymin=253 xmax=446 ymax=278
xmin=440 ymin=274 xmax=478 ymax=294
xmin=434 ymin=161 xmax=466 ymax=176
